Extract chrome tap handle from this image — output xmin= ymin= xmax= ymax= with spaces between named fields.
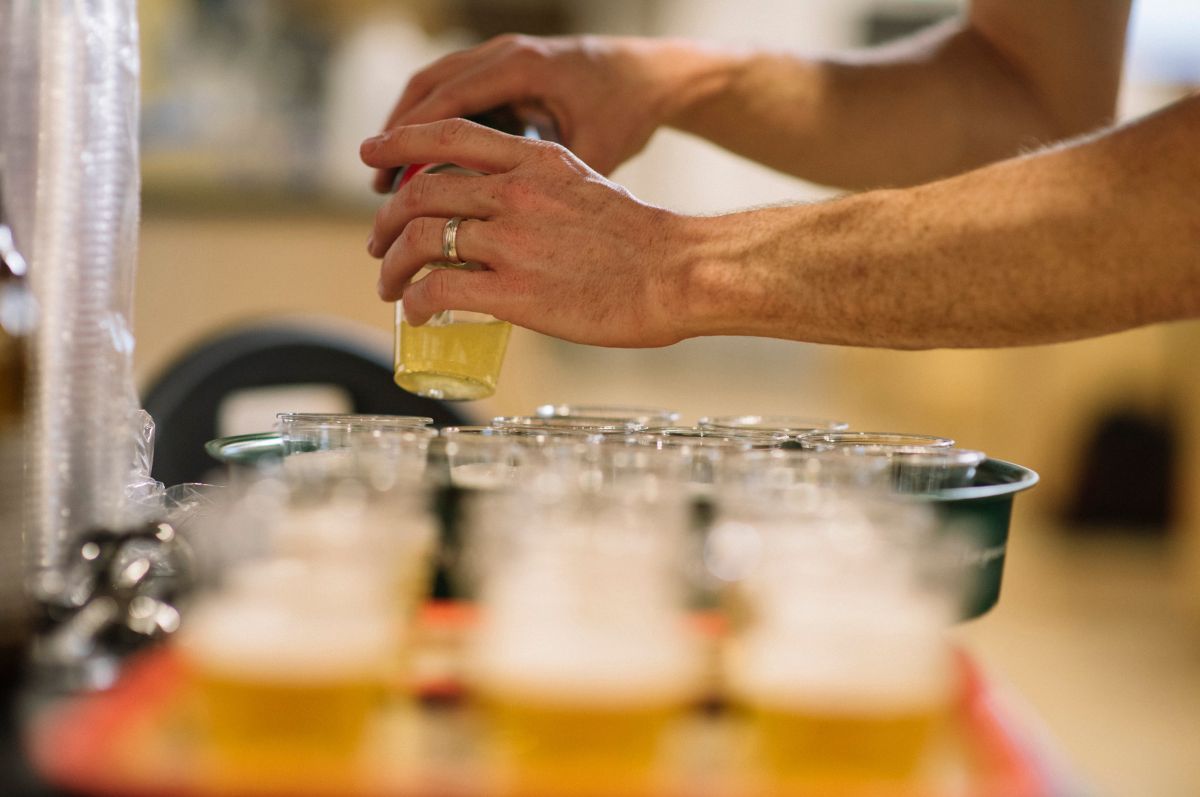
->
xmin=0 ymin=184 xmax=28 ymax=278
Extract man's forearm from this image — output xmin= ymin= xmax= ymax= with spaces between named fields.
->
xmin=671 ymin=94 xmax=1200 ymax=348
xmin=667 ymin=1 xmax=1129 ymax=190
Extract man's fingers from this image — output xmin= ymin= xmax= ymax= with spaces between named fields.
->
xmin=369 ymin=55 xmax=486 ymax=193
xmin=381 ymin=38 xmax=516 ymax=133
xmin=371 ymin=40 xmax=523 ymax=192
xmin=370 ymin=172 xmax=502 ymax=258
xmin=370 ymin=64 xmax=545 ymax=193
xmin=372 ymin=167 xmax=401 ymax=195
xmin=378 ymin=217 xmax=502 ymax=301
xmin=361 ymin=119 xmax=538 ymax=175
xmin=401 ymin=267 xmax=503 ymax=327
xmin=397 ymin=60 xmax=537 ymax=130
xmin=382 ymin=51 xmax=476 ymax=131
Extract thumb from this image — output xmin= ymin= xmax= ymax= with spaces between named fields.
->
xmin=559 ymin=129 xmax=605 ymax=175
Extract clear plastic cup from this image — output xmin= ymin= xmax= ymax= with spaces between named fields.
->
xmin=390 ymin=163 xmax=512 ymax=401
xmin=717 ymin=488 xmax=959 ymax=787
xmin=206 ymin=459 xmax=441 ymax=619
xmin=534 ymin=403 xmax=681 ymax=427
xmin=391 ymin=108 xmax=559 ymax=401
xmin=394 ymin=294 xmax=511 ymax=402
xmin=716 ymin=448 xmax=894 ymax=494
xmin=847 ymin=446 xmax=987 ymax=494
xmin=276 ymin=418 xmax=437 ymax=487
xmin=279 ymin=475 xmax=439 ymax=617
xmin=794 ymin=433 xmax=984 ymax=493
xmin=466 ymin=483 xmax=700 ymax=796
xmin=275 ymin=413 xmax=433 ymax=451
xmin=441 ymin=426 xmax=592 ymax=490
xmin=698 ymin=415 xmax=849 ymax=438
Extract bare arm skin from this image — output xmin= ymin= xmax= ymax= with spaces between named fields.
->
xmin=361 ymin=95 xmax=1200 ymax=350
xmin=673 ymin=95 xmax=1200 ymax=348
xmin=672 ymin=0 xmax=1131 ymax=188
xmin=371 ymin=0 xmax=1130 ymax=190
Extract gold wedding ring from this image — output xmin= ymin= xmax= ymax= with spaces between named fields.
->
xmin=442 ymin=216 xmax=468 ymax=266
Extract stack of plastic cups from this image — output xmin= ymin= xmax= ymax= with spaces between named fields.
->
xmin=1 ymin=2 xmax=40 ymax=612
xmin=28 ymin=0 xmax=143 ymax=575
xmin=1 ymin=0 xmax=42 ymax=261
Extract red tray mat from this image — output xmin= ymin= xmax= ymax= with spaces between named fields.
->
xmin=27 ymin=603 xmax=1057 ymax=797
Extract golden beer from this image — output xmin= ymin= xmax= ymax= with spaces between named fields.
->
xmin=733 ymin=629 xmax=954 ymax=789
xmin=181 ymin=595 xmax=394 ymax=779
xmin=481 ymin=685 xmax=688 ymax=797
xmin=473 ymin=623 xmax=700 ymax=797
xmin=749 ymin=702 xmax=948 ymax=784
xmin=192 ymin=671 xmax=382 ymax=772
xmin=394 ymin=317 xmax=511 ymax=401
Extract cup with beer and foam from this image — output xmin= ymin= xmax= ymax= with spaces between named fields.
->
xmin=730 ymin=600 xmax=956 ymax=790
xmin=721 ymin=492 xmax=960 ymax=790
xmin=179 ymin=559 xmax=399 ymax=785
xmin=466 ymin=483 xmax=702 ymax=797
xmin=188 ymin=464 xmax=438 ymax=705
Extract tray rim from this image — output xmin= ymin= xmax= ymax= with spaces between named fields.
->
xmin=922 ymin=458 xmax=1039 ymax=503
xmin=204 ymin=431 xmax=285 ymax=464
xmin=27 ymin=606 xmax=1056 ymax=797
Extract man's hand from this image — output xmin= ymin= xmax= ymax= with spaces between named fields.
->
xmin=370 ymin=35 xmax=732 ymax=192
xmin=362 ymin=119 xmax=692 ymax=348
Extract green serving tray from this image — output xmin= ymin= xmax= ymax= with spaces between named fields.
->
xmin=205 ymin=433 xmax=1036 ymax=618
xmin=204 ymin=432 xmax=288 ymax=465
xmin=919 ymin=458 xmax=1038 ymax=619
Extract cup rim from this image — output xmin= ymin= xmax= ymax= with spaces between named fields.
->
xmin=534 ymin=403 xmax=682 ymax=424
xmin=442 ymin=426 xmax=598 ymax=450
xmin=276 ymin=412 xmax=435 ymax=428
xmin=630 ymin=430 xmax=762 ymax=450
xmin=492 ymin=415 xmax=645 ymax=434
xmin=698 ymin=415 xmax=850 ymax=434
xmin=889 ymin=447 xmax=987 ymax=466
xmin=797 ymin=431 xmax=956 ymax=450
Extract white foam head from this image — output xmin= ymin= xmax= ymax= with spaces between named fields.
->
xmin=730 ymin=600 xmax=954 ymax=713
xmin=472 ymin=617 xmax=702 ymax=708
xmin=182 ymin=560 xmax=399 ymax=682
xmin=472 ymin=562 xmax=701 ymax=707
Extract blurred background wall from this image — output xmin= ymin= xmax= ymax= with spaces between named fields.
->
xmin=132 ymin=3 xmax=1200 ymax=792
